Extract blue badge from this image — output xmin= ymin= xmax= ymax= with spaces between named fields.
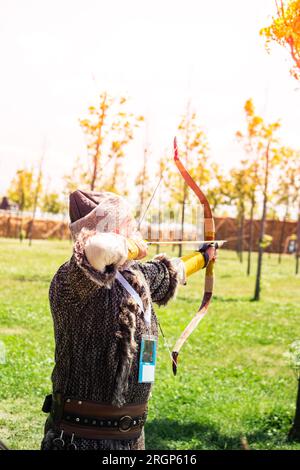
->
xmin=138 ymin=335 xmax=157 ymax=383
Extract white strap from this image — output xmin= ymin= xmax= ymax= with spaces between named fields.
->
xmin=115 ymin=271 xmax=151 ymax=326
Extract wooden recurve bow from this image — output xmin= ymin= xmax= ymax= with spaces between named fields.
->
xmin=172 ymin=137 xmax=216 ymax=375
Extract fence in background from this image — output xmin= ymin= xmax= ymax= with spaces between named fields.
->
xmin=0 ymin=212 xmax=297 ymax=254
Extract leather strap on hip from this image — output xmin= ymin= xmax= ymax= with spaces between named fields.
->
xmin=48 ymin=393 xmax=147 ymax=440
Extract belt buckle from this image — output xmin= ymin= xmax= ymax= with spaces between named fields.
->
xmin=118 ymin=415 xmax=134 ymax=433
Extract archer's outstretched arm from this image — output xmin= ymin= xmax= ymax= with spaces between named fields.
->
xmin=171 ymin=247 xmax=217 ymax=285
xmin=83 ymin=234 xmax=216 ymax=292
xmin=126 ymin=239 xmax=216 ymax=284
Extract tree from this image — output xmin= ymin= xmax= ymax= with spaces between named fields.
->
xmin=228 ymin=165 xmax=251 ymax=263
xmin=63 ymin=156 xmax=89 ymax=195
xmin=28 ymin=157 xmax=44 ymax=246
xmin=260 ymin=0 xmax=300 ymax=80
xmin=135 ymin=145 xmax=152 ymax=222
xmin=296 ymin=199 xmax=300 ymax=274
xmin=155 ymin=157 xmax=166 ymax=254
xmin=8 ymin=169 xmax=34 ymax=212
xmin=107 ymin=107 xmax=144 ymax=194
xmin=80 ymin=92 xmax=111 ymax=190
xmin=42 ymin=192 xmax=65 ymax=215
xmin=261 ymin=1 xmax=300 ymax=275
xmin=206 ymin=162 xmax=229 ymax=213
xmin=79 ymin=93 xmax=143 ymax=192
xmin=175 ymin=103 xmax=210 ymax=256
xmin=236 ymin=99 xmax=264 ymax=275
xmin=7 ymin=169 xmax=34 ymax=241
xmin=274 ymin=146 xmax=300 ymax=263
xmin=261 ymin=9 xmax=300 ymax=442
xmin=253 ymin=119 xmax=281 ymax=301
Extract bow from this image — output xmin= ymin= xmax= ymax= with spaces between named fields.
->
xmin=171 ymin=137 xmax=215 ymax=375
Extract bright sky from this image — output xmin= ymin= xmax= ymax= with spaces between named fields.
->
xmin=1 ymin=0 xmax=300 ymax=198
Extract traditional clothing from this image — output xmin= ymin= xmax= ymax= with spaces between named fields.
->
xmin=41 ymin=191 xmax=179 ymax=450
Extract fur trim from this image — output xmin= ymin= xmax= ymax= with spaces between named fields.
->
xmin=112 ymin=267 xmax=151 ymax=407
xmin=152 ymin=254 xmax=179 ymax=306
xmin=73 ymin=227 xmax=117 ymax=288
xmin=112 ymin=297 xmax=138 ymax=407
xmin=128 ymin=267 xmax=152 ymax=323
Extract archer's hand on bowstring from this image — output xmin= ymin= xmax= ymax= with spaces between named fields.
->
xmin=84 ymin=233 xmax=148 ymax=272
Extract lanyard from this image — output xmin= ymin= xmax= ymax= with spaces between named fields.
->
xmin=115 ymin=271 xmax=151 ymax=326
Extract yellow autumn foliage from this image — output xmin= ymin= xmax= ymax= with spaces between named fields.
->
xmin=260 ymin=0 xmax=300 ymax=79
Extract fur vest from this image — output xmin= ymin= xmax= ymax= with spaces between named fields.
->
xmin=42 ymin=229 xmax=178 ymax=450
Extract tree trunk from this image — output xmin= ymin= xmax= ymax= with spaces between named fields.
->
xmin=140 ymin=148 xmax=147 ymax=212
xmin=267 ymin=218 xmax=275 ymax=258
xmin=278 ymin=200 xmax=289 ymax=264
xmin=296 ymin=199 xmax=300 ymax=275
xmin=137 ymin=146 xmax=149 ymax=226
xmin=90 ymin=92 xmax=107 ymax=191
xmin=19 ymin=209 xmax=24 ymax=243
xmin=238 ymin=213 xmax=244 ymax=263
xmin=247 ymin=195 xmax=255 ymax=276
xmin=254 ymin=141 xmax=271 ymax=301
xmin=179 ymin=183 xmax=187 ymax=257
xmin=288 ymin=378 xmax=300 ymax=441
xmin=28 ymin=158 xmax=43 ymax=246
xmin=235 ymin=223 xmax=240 ymax=260
xmin=110 ymin=156 xmax=121 ymax=193
xmin=156 ymin=173 xmax=162 ymax=255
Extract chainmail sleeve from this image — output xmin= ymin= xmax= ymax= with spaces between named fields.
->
xmin=136 ymin=254 xmax=179 ymax=306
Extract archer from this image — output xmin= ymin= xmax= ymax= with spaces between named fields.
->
xmin=41 ymin=141 xmax=218 ymax=451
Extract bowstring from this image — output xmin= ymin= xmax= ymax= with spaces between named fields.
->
xmin=158 ymin=320 xmax=178 ymax=369
xmin=137 ymin=174 xmax=163 ymax=230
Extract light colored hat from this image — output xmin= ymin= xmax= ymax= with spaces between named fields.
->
xmin=69 ymin=190 xmax=142 ymax=242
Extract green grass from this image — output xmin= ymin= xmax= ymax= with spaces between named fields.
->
xmin=0 ymin=237 xmax=300 ymax=450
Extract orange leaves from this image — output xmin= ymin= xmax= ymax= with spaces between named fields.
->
xmin=78 ymin=91 xmax=145 ymax=192
xmin=244 ymin=98 xmax=254 ymax=116
xmin=237 ymin=98 xmax=281 ymax=152
xmin=236 ymin=98 xmax=282 ymax=206
xmin=260 ymin=0 xmax=300 ymax=79
xmin=110 ymin=140 xmax=122 ymax=153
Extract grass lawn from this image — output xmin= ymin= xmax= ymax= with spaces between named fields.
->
xmin=0 ymin=237 xmax=300 ymax=450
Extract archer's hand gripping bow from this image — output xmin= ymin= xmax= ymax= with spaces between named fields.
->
xmin=172 ymin=137 xmax=215 ymax=375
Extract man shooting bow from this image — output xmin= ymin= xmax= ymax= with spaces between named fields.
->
xmin=41 ymin=189 xmax=217 ymax=451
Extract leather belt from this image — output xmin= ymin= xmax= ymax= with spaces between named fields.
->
xmin=44 ymin=393 xmax=147 ymax=440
